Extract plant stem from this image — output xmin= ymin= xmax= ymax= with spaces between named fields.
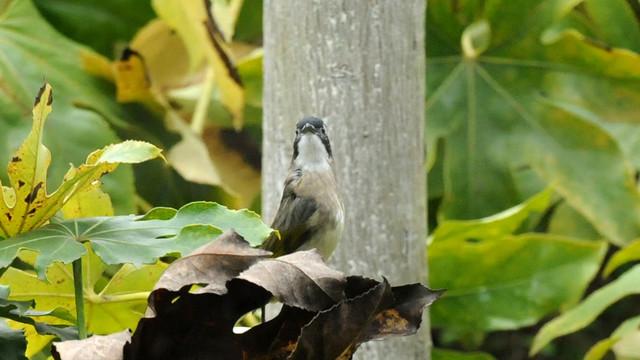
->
xmin=72 ymin=258 xmax=87 ymax=339
xmin=191 ymin=66 xmax=215 ymax=135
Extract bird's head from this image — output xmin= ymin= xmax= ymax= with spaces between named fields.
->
xmin=292 ymin=117 xmax=333 ymax=169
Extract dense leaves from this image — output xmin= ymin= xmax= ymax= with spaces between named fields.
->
xmin=0 ymin=0 xmax=150 ymax=214
xmin=426 ymin=0 xmax=640 ymax=357
xmin=50 ymin=231 xmax=443 ymax=360
xmin=531 ymin=264 xmax=640 ymax=355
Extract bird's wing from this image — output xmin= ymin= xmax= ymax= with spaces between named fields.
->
xmin=261 ymin=189 xmax=317 ymax=257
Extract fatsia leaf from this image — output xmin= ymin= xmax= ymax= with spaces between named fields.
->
xmin=151 ymin=229 xmax=270 ymax=294
xmin=0 ymin=83 xmax=164 ymax=239
xmin=531 ymin=264 xmax=640 ymax=355
xmin=1 ymin=245 xmax=164 ymax=336
xmin=0 ymin=320 xmax=27 ymax=360
xmin=432 ymin=348 xmax=497 ymax=360
xmin=603 ymin=238 xmax=640 ymax=277
xmin=429 ymin=192 xmax=607 ymax=334
xmin=52 ymin=330 xmax=132 ymax=360
xmin=0 ymin=202 xmax=271 ymax=280
xmin=0 ymin=0 xmax=159 ymax=214
xmin=289 ymin=278 xmax=444 ymax=359
xmin=426 ymin=0 xmax=640 ymax=246
xmin=0 ymin=283 xmax=77 ymax=342
xmin=237 ymin=250 xmax=346 ymax=311
xmin=584 ymin=315 xmax=640 ymax=360
xmin=152 ymin=0 xmax=245 ymax=129
xmin=116 ymin=231 xmax=443 ymax=359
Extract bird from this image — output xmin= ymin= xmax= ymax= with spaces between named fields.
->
xmin=261 ymin=117 xmax=344 ymax=261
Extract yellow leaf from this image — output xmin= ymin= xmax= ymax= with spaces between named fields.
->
xmin=153 ymin=0 xmax=245 ymax=129
xmin=0 ymin=84 xmax=164 ymax=238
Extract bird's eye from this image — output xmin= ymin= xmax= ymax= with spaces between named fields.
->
xmin=321 ymin=127 xmax=326 ymax=135
xmin=295 ymin=129 xmax=300 ymax=135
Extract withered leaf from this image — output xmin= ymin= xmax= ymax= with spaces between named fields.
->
xmin=58 ymin=230 xmax=444 ymax=359
xmin=151 ymin=229 xmax=270 ymax=295
xmin=237 ymin=250 xmax=347 ymax=311
xmin=52 ymin=330 xmax=131 ymax=360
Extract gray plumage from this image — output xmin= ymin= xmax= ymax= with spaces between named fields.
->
xmin=261 ymin=117 xmax=344 ymax=260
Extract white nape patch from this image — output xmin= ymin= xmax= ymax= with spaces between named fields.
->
xmin=294 ymin=133 xmax=331 ymax=171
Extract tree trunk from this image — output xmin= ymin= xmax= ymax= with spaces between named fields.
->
xmin=262 ymin=1 xmax=428 ymax=358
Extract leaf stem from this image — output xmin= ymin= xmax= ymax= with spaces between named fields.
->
xmin=89 ymin=291 xmax=151 ymax=304
xmin=72 ymin=258 xmax=87 ymax=339
xmin=191 ymin=66 xmax=215 ymax=135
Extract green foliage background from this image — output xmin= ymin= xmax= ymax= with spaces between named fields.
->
xmin=0 ymin=0 xmax=640 ymax=359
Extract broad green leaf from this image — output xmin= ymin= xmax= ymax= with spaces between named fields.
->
xmin=531 ymin=264 xmax=640 ymax=355
xmin=0 ymin=0 xmax=161 ymax=214
xmin=0 ymin=245 xmax=164 ymax=336
xmin=430 ymin=233 xmax=606 ymax=333
xmin=0 ymin=202 xmax=272 ymax=279
xmin=426 ymin=1 xmax=640 ymax=246
xmin=0 ymin=320 xmax=26 ymax=360
xmin=0 ymin=84 xmax=163 ymax=238
xmin=603 ymin=239 xmax=640 ymax=277
xmin=429 ymin=191 xmax=606 ymax=333
xmin=32 ymin=0 xmax=155 ymax=57
xmin=548 ymin=202 xmax=601 ymax=241
xmin=1 ymin=279 xmax=76 ymax=356
xmin=431 ymin=188 xmax=551 ymax=241
xmin=432 ymin=348 xmax=497 ymax=360
xmin=583 ymin=0 xmax=640 ymax=53
xmin=584 ymin=316 xmax=640 ymax=360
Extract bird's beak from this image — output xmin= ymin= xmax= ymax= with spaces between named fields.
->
xmin=301 ymin=123 xmax=315 ymax=134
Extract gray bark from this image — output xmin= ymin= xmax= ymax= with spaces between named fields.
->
xmin=262 ymin=1 xmax=428 ymax=359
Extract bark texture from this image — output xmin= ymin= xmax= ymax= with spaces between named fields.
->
xmin=262 ymin=1 xmax=428 ymax=358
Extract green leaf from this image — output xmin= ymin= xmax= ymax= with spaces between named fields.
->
xmin=426 ymin=0 xmax=640 ymax=246
xmin=548 ymin=202 xmax=601 ymax=241
xmin=583 ymin=0 xmax=640 ymax=53
xmin=0 ymin=202 xmax=272 ymax=279
xmin=0 ymin=0 xmax=162 ymax=214
xmin=32 ymin=0 xmax=155 ymax=57
xmin=0 ymin=320 xmax=27 ymax=360
xmin=0 ymin=83 xmax=163 ymax=238
xmin=0 ymin=245 xmax=162 ymax=336
xmin=603 ymin=239 xmax=640 ymax=277
xmin=430 ymin=233 xmax=606 ymax=333
xmin=531 ymin=264 xmax=640 ymax=355
xmin=584 ymin=316 xmax=640 ymax=360
xmin=432 ymin=348 xmax=497 ymax=360
xmin=430 ymin=188 xmax=552 ymax=241
xmin=429 ymin=191 xmax=607 ymax=333
xmin=1 ymin=280 xmax=77 ymax=347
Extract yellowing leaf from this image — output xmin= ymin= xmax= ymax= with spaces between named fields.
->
xmin=0 ymin=83 xmax=164 ymax=238
xmin=153 ymin=0 xmax=245 ymax=129
xmin=62 ymin=187 xmax=115 ymax=219
xmin=115 ymin=48 xmax=154 ymax=104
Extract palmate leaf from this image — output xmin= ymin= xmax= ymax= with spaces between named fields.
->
xmin=426 ymin=0 xmax=640 ymax=246
xmin=428 ymin=191 xmax=607 ymax=334
xmin=0 ymin=83 xmax=164 ymax=239
xmin=0 ymin=0 xmax=162 ymax=214
xmin=0 ymin=202 xmax=272 ymax=280
xmin=0 ymin=245 xmax=166 ymax=336
xmin=531 ymin=264 xmax=640 ymax=355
